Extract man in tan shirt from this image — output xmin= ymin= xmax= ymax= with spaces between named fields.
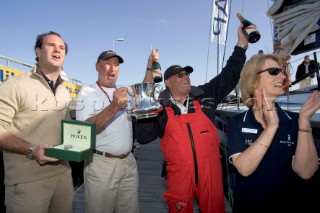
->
xmin=0 ymin=31 xmax=73 ymax=212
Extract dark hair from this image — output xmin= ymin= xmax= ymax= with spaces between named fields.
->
xmin=34 ymin=31 xmax=68 ymax=62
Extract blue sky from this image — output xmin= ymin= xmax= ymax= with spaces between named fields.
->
xmin=0 ymin=0 xmax=317 ymax=90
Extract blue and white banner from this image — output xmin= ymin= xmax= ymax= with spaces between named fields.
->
xmin=210 ymin=0 xmax=229 ymax=45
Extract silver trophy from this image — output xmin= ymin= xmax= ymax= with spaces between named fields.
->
xmin=126 ymin=82 xmax=163 ymax=119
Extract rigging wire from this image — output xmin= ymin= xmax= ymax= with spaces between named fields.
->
xmin=241 ymin=0 xmax=244 ymax=13
xmin=205 ymin=0 xmax=214 ymax=83
xmin=266 ymin=0 xmax=274 ymax=41
xmin=290 ymin=50 xmax=320 ymax=64
xmin=205 ymin=3 xmax=235 ymax=205
xmin=217 ymin=0 xmax=234 ymax=208
xmin=205 ymin=0 xmax=232 ymax=83
xmin=221 ymin=0 xmax=233 ymax=72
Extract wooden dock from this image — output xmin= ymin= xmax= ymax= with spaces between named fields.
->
xmin=72 ymin=138 xmax=232 ymax=213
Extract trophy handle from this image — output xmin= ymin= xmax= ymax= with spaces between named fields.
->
xmin=152 ymin=84 xmax=163 ymax=101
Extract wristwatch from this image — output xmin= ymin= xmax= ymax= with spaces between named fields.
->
xmin=26 ymin=144 xmax=36 ymax=160
xmin=236 ymin=43 xmax=248 ymax=50
xmin=146 ymin=67 xmax=152 ymax=71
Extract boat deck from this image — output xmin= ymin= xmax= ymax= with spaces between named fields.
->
xmin=72 ymin=138 xmax=232 ymax=213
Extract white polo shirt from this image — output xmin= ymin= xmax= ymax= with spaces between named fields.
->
xmin=76 ymin=84 xmax=133 ymax=155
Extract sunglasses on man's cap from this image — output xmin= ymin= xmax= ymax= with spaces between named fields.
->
xmin=172 ymin=72 xmax=190 ymax=79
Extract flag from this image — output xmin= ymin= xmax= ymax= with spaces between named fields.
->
xmin=210 ymin=0 xmax=229 ymax=45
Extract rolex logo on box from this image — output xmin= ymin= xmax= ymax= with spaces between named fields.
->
xmin=45 ymin=120 xmax=96 ymax=162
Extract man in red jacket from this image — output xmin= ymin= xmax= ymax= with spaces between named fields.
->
xmin=136 ymin=24 xmax=248 ymax=213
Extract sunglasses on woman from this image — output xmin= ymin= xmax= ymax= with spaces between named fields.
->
xmin=257 ymin=67 xmax=285 ymax=76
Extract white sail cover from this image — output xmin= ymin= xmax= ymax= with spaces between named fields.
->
xmin=267 ymin=0 xmax=320 ymax=56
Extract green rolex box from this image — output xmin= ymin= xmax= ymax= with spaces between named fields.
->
xmin=45 ymin=120 xmax=96 ymax=162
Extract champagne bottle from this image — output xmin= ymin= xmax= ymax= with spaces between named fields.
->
xmin=237 ymin=12 xmax=261 ymax=43
xmin=151 ymin=50 xmax=162 ymax=83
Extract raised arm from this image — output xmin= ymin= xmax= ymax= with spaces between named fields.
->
xmin=293 ymin=91 xmax=320 ymax=179
xmin=143 ymin=49 xmax=159 ymax=83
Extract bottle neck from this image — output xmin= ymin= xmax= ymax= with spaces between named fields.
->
xmin=236 ymin=13 xmax=245 ymax=22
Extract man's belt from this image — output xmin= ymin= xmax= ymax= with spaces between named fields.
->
xmin=93 ymin=149 xmax=130 ymax=159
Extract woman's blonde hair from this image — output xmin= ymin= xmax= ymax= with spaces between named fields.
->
xmin=240 ymin=54 xmax=282 ymax=108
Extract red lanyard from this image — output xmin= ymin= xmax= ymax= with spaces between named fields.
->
xmin=96 ymin=81 xmax=117 ymax=104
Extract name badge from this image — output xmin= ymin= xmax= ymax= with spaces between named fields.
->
xmin=242 ymin=128 xmax=257 ymax=134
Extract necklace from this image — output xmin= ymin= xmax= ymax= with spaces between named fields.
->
xmin=96 ymin=81 xmax=117 ymax=104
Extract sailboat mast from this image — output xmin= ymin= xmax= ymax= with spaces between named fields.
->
xmin=313 ymin=52 xmax=320 ymax=91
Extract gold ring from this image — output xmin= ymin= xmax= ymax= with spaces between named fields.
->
xmin=266 ymin=109 xmax=272 ymax=111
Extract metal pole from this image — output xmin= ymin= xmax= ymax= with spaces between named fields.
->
xmin=313 ymin=52 xmax=320 ymax=91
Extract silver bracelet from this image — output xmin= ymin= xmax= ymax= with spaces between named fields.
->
xmin=236 ymin=43 xmax=248 ymax=50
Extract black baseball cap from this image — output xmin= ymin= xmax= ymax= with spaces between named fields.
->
xmin=97 ymin=50 xmax=124 ymax=63
xmin=164 ymin=65 xmax=193 ymax=80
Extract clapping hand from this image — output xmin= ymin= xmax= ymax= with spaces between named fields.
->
xmin=254 ymin=88 xmax=279 ymax=129
xmin=300 ymin=91 xmax=320 ymax=120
